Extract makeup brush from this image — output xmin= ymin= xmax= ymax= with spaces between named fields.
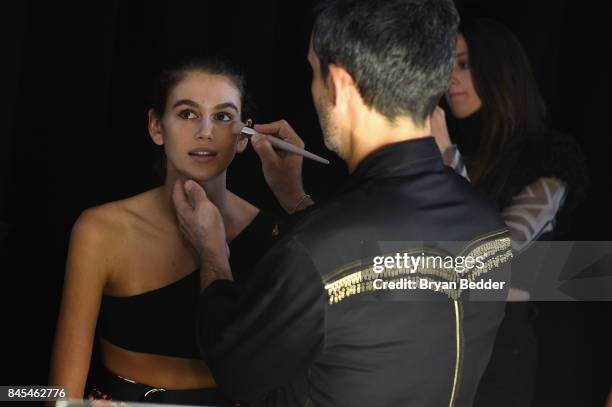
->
xmin=237 ymin=122 xmax=330 ymax=165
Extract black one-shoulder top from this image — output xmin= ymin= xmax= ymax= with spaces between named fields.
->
xmin=98 ymin=210 xmax=279 ymax=359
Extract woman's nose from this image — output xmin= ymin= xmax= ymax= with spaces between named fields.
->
xmin=450 ymin=66 xmax=460 ymax=86
xmin=195 ymin=117 xmax=213 ymax=140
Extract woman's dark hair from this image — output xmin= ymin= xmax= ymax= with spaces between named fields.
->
xmin=460 ymin=18 xmax=547 ymax=185
xmin=149 ymin=51 xmax=250 ymax=181
xmin=150 ymin=50 xmax=248 ymax=121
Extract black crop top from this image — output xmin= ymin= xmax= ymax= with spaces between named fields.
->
xmin=98 ymin=210 xmax=279 ymax=359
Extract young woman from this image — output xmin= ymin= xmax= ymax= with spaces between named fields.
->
xmin=49 ymin=54 xmax=279 ymax=405
xmin=432 ymin=18 xmax=588 ymax=407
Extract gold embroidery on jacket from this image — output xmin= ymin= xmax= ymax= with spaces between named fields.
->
xmin=322 ymin=229 xmax=512 ymax=305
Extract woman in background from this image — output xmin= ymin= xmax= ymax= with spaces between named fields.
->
xmin=431 ymin=18 xmax=588 ymax=406
xmin=49 ymin=53 xmax=279 ymax=405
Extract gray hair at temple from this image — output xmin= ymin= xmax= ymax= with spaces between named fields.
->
xmin=312 ymin=0 xmax=459 ymax=126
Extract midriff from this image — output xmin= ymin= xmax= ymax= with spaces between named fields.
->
xmin=100 ymin=338 xmax=216 ymax=389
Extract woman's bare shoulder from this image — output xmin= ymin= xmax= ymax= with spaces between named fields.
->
xmin=65 ymin=188 xmax=174 ymax=292
xmin=71 ymin=188 xmax=161 ymax=245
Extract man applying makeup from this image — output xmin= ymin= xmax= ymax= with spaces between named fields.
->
xmin=173 ymin=1 xmax=510 ymax=406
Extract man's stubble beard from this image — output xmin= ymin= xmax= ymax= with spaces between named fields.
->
xmin=317 ymin=99 xmax=346 ymax=160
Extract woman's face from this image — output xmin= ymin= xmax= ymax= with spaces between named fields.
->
xmin=149 ymin=71 xmax=247 ymax=182
xmin=446 ymin=33 xmax=482 ymax=119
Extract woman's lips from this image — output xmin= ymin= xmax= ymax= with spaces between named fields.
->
xmin=189 ymin=148 xmax=218 ymax=162
xmin=448 ymin=92 xmax=465 ymax=99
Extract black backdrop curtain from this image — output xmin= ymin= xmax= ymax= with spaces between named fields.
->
xmin=0 ymin=0 xmax=609 ymax=405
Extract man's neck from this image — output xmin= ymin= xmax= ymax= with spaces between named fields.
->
xmin=345 ymin=112 xmax=432 ymax=173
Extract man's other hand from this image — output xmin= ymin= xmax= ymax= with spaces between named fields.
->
xmin=172 ymin=179 xmax=232 ymax=289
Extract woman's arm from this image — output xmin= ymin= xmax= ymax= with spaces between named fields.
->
xmin=501 ymin=177 xmax=567 ymax=252
xmin=48 ymin=208 xmax=112 ymax=399
xmin=501 ymin=177 xmax=567 ymax=300
xmin=442 ymin=144 xmax=470 ymax=180
xmin=430 ymin=106 xmax=470 ymax=180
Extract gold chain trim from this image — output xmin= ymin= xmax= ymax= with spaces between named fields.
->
xmin=323 ymin=234 xmax=512 ymax=305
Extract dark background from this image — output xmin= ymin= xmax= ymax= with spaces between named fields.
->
xmin=0 ymin=0 xmax=610 ymax=405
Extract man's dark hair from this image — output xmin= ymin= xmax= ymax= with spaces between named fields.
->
xmin=312 ymin=0 xmax=459 ymax=125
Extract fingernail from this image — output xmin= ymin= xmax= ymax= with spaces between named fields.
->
xmin=251 ymin=134 xmax=261 ymax=143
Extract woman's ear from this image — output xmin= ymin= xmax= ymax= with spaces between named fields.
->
xmin=148 ymin=108 xmax=164 ymax=146
xmin=236 ymin=134 xmax=249 ymax=153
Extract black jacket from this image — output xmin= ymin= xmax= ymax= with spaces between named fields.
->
xmin=198 ymin=137 xmax=511 ymax=407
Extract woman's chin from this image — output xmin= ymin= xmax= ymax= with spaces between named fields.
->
xmin=165 ymin=160 xmax=228 ymax=184
xmin=448 ymin=102 xmax=482 ymax=120
xmin=180 ymin=168 xmax=225 ymax=184
xmin=449 ymin=108 xmax=471 ymax=120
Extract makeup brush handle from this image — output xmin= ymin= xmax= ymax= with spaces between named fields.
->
xmin=263 ymin=134 xmax=330 ymax=165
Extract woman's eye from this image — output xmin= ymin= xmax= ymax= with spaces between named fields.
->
xmin=213 ymin=112 xmax=233 ymax=122
xmin=458 ymin=61 xmax=470 ymax=70
xmin=179 ymin=110 xmax=198 ymax=120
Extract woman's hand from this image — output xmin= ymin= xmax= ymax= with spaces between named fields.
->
xmin=172 ymin=180 xmax=232 ymax=290
xmin=250 ymin=120 xmax=314 ymax=213
xmin=430 ymin=106 xmax=452 ymax=153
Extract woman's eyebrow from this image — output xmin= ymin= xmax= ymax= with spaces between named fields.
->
xmin=214 ymin=102 xmax=239 ymax=113
xmin=456 ymin=51 xmax=467 ymax=58
xmin=172 ymin=99 xmax=238 ymax=113
xmin=173 ymin=99 xmax=200 ymax=109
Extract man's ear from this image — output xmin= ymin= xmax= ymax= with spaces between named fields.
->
xmin=148 ymin=108 xmax=164 ymax=146
xmin=327 ymin=64 xmax=356 ymax=113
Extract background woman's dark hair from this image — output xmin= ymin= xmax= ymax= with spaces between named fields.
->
xmin=150 ymin=50 xmax=251 ymax=181
xmin=460 ymin=18 xmax=547 ymax=185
